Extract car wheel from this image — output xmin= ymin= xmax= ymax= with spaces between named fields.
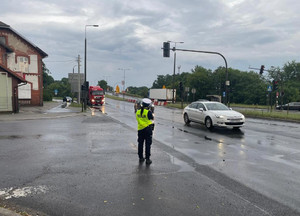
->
xmin=184 ymin=113 xmax=191 ymax=125
xmin=205 ymin=117 xmax=214 ymax=130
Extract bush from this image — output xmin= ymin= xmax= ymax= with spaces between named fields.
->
xmin=43 ymin=89 xmax=53 ymax=101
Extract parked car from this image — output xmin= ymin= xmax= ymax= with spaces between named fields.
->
xmin=276 ymin=102 xmax=300 ymax=111
xmin=183 ymin=101 xmax=245 ymax=130
xmin=63 ymin=96 xmax=72 ymax=103
xmin=134 ymin=99 xmax=155 ymax=113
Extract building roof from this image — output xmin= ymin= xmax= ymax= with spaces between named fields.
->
xmin=0 ymin=21 xmax=48 ymax=58
xmin=0 ymin=63 xmax=27 ymax=83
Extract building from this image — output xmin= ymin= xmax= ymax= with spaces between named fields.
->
xmin=0 ymin=64 xmax=27 ymax=113
xmin=0 ymin=21 xmax=48 ymax=107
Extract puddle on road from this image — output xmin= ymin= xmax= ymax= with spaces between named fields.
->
xmin=46 ymin=103 xmax=74 ymax=113
xmin=166 ymin=153 xmax=195 ymax=173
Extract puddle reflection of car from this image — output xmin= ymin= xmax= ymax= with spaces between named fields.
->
xmin=63 ymin=96 xmax=72 ymax=103
xmin=134 ymin=99 xmax=155 ymax=113
xmin=276 ymin=102 xmax=300 ymax=111
xmin=183 ymin=101 xmax=245 ymax=130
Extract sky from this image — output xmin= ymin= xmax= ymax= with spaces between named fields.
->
xmin=1 ymin=0 xmax=300 ymax=89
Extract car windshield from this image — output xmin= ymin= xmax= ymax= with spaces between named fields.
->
xmin=205 ymin=103 xmax=229 ymax=111
xmin=92 ymin=90 xmax=104 ymax=95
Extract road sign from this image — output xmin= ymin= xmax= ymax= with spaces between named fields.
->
xmin=54 ymin=89 xmax=58 ymax=96
xmin=267 ymin=85 xmax=272 ymax=92
xmin=115 ymin=85 xmax=120 ymax=93
xmin=191 ymin=88 xmax=196 ymax=94
xmin=223 ymin=91 xmax=226 ymax=97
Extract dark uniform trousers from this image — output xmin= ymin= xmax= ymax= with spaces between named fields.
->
xmin=138 ymin=126 xmax=153 ymax=159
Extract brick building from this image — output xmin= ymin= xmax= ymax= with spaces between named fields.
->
xmin=0 ymin=21 xmax=48 ymax=107
xmin=0 ymin=64 xmax=26 ymax=113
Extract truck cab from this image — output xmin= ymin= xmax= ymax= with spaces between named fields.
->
xmin=88 ymin=86 xmax=105 ymax=106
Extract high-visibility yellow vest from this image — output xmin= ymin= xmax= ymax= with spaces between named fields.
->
xmin=136 ymin=109 xmax=152 ymax=130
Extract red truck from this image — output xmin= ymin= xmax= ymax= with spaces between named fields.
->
xmin=88 ymin=86 xmax=105 ymax=106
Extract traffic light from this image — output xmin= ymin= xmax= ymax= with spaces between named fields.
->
xmin=163 ymin=42 xmax=170 ymax=58
xmin=82 ymin=81 xmax=89 ymax=91
xmin=259 ymin=65 xmax=265 ymax=75
xmin=179 ymin=81 xmax=183 ymax=91
xmin=273 ymin=80 xmax=278 ymax=91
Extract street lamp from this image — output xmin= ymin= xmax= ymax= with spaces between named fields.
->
xmin=84 ymin=24 xmax=99 ymax=110
xmin=118 ymin=68 xmax=130 ymax=99
xmin=168 ymin=41 xmax=184 ymax=103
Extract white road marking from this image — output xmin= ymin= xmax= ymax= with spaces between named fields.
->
xmin=0 ymin=185 xmax=48 ymax=200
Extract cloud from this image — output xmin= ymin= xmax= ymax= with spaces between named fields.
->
xmin=1 ymin=0 xmax=300 ymax=87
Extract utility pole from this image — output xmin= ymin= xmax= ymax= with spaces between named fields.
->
xmin=168 ymin=41 xmax=184 ymax=104
xmin=118 ymin=68 xmax=130 ymax=99
xmin=77 ymin=55 xmax=81 ymax=105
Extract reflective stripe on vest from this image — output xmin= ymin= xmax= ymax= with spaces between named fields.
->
xmin=136 ymin=109 xmax=152 ymax=130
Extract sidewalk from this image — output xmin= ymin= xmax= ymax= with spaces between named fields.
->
xmin=0 ymin=101 xmax=82 ymax=122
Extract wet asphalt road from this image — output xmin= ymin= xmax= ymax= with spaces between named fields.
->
xmin=0 ymin=99 xmax=299 ymax=216
xmin=103 ymin=98 xmax=300 ymax=212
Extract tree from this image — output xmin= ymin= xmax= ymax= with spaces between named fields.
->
xmin=127 ymin=86 xmax=149 ymax=98
xmin=186 ymin=66 xmax=213 ymax=101
xmin=42 ymin=62 xmax=54 ymax=87
xmin=152 ymin=74 xmax=173 ymax=89
xmin=42 ymin=62 xmax=54 ymax=101
xmin=268 ymin=61 xmax=300 ymax=104
xmin=97 ymin=80 xmax=108 ymax=91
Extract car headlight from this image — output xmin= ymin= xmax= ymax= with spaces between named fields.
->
xmin=91 ymin=99 xmax=95 ymax=102
xmin=215 ymin=115 xmax=225 ymax=119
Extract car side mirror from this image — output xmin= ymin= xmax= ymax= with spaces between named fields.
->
xmin=199 ymin=108 xmax=204 ymax=112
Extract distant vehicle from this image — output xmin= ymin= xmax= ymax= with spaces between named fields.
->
xmin=276 ymin=102 xmax=300 ymax=111
xmin=63 ymin=96 xmax=72 ymax=102
xmin=88 ymin=86 xmax=105 ymax=106
xmin=134 ymin=99 xmax=155 ymax=113
xmin=183 ymin=101 xmax=245 ymax=130
xmin=149 ymin=88 xmax=175 ymax=101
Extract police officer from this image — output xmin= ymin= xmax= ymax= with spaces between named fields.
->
xmin=136 ymin=98 xmax=154 ymax=164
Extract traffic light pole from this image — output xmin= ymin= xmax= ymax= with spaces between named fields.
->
xmin=172 ymin=48 xmax=229 ymax=105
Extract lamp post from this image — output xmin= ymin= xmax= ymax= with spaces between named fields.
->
xmin=84 ymin=24 xmax=99 ymax=110
xmin=168 ymin=41 xmax=184 ymax=103
xmin=118 ymin=68 xmax=130 ymax=99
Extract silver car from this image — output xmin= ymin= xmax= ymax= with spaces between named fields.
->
xmin=183 ymin=101 xmax=245 ymax=130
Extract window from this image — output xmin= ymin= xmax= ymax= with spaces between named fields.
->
xmin=17 ymin=56 xmax=29 ymax=73
xmin=91 ymin=90 xmax=104 ymax=95
xmin=197 ymin=103 xmax=206 ymax=111
xmin=189 ymin=103 xmax=198 ymax=109
xmin=0 ymin=36 xmax=5 ymax=44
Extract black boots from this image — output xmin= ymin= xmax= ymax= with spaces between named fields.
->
xmin=146 ymin=159 xmax=152 ymax=165
xmin=139 ymin=158 xmax=152 ymax=165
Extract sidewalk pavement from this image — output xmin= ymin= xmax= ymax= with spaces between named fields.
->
xmin=0 ymin=101 xmax=83 ymax=122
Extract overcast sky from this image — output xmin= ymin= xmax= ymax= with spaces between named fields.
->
xmin=2 ymin=0 xmax=300 ymax=88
